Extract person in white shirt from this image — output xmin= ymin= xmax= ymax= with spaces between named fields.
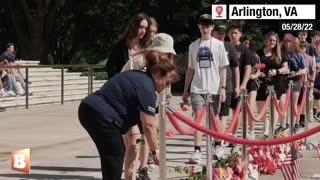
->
xmin=182 ymin=14 xmax=229 ymax=163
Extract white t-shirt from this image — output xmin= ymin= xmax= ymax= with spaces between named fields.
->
xmin=188 ymin=37 xmax=229 ymax=94
xmin=121 ymin=54 xmax=145 ymax=72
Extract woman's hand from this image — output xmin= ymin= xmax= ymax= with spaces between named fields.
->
xmin=259 ymin=72 xmax=266 ymax=77
xmin=268 ymin=69 xmax=277 ymax=77
xmin=182 ymin=92 xmax=189 ymax=104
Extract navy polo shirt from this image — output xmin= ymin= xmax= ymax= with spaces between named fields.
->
xmin=82 ymin=70 xmax=157 ymax=134
xmin=1 ymin=51 xmax=16 ymax=62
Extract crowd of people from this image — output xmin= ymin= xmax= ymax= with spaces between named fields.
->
xmin=183 ymin=15 xmax=320 ymax=163
xmin=78 ymin=12 xmax=320 ymax=180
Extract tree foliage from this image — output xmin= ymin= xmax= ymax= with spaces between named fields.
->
xmin=0 ymin=0 xmax=319 ymax=64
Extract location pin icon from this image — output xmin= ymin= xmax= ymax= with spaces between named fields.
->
xmin=216 ymin=6 xmax=223 ymax=16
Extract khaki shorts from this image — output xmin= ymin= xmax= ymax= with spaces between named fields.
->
xmin=190 ymin=93 xmax=220 ymax=114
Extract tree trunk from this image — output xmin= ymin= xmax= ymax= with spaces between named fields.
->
xmin=7 ymin=0 xmax=60 ymax=64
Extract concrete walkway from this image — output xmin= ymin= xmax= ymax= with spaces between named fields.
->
xmin=0 ymin=96 xmax=319 ymax=180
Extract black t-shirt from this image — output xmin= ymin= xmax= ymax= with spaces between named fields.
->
xmin=306 ymin=42 xmax=315 ymax=57
xmin=83 ymin=70 xmax=157 ymax=134
xmin=224 ymin=42 xmax=240 ymax=93
xmin=258 ymin=49 xmax=287 ymax=85
xmin=233 ymin=44 xmax=251 ymax=83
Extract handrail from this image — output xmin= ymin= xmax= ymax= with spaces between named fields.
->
xmin=0 ymin=64 xmax=105 ymax=69
xmin=0 ymin=64 xmax=104 ymax=108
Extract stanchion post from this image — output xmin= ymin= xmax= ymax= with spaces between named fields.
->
xmin=241 ymin=89 xmax=248 ymax=160
xmin=305 ymin=86 xmax=317 ymax=150
xmin=25 ymin=68 xmax=29 ymax=109
xmin=206 ymin=94 xmax=213 ymax=180
xmin=305 ymin=87 xmax=309 ymax=144
xmin=158 ymin=92 xmax=167 ymax=179
xmin=289 ymin=80 xmax=294 ymax=135
xmin=268 ymin=86 xmax=275 ymax=139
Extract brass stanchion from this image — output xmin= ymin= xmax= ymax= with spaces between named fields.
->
xmin=268 ymin=85 xmax=275 ymax=139
xmin=206 ymin=94 xmax=213 ymax=180
xmin=159 ymin=92 xmax=167 ymax=179
xmin=305 ymin=86 xmax=317 ymax=150
xmin=241 ymin=89 xmax=248 ymax=160
xmin=289 ymin=80 xmax=294 ymax=135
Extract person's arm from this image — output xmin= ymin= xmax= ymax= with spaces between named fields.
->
xmin=232 ymin=66 xmax=240 ymax=97
xmin=240 ymin=65 xmax=251 ymax=90
xmin=140 ymin=112 xmax=160 ymax=165
xmin=182 ymin=67 xmax=194 ymax=103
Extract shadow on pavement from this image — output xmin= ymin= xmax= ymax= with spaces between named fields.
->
xmin=76 ymin=156 xmax=100 ymax=159
xmin=30 ymin=166 xmax=101 ymax=172
xmin=0 ymin=173 xmax=100 ymax=180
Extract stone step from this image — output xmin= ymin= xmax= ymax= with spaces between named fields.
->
xmin=0 ymin=94 xmax=87 ymax=108
xmin=28 ymin=76 xmax=89 ymax=82
xmin=28 ymin=83 xmax=104 ymax=93
xmin=28 ymin=79 xmax=105 ymax=88
xmin=28 ymin=72 xmax=82 ymax=77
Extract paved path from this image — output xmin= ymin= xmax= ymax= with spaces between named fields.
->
xmin=0 ymin=96 xmax=319 ymax=180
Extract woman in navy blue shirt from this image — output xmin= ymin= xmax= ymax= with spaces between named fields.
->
xmin=78 ymin=50 xmax=178 ymax=180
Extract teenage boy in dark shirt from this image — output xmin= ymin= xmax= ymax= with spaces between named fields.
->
xmin=227 ymin=21 xmax=252 ymax=146
xmin=212 ymin=22 xmax=240 ymax=154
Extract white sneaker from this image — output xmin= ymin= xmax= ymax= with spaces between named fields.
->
xmin=189 ymin=150 xmax=201 ymax=164
xmin=248 ymin=131 xmax=255 ymax=140
xmin=214 ymin=145 xmax=225 ymax=159
xmin=0 ymin=91 xmax=8 ymax=97
xmin=6 ymin=90 xmax=16 ymax=97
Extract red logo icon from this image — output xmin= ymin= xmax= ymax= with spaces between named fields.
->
xmin=11 ymin=148 xmax=30 ymax=174
xmin=216 ymin=6 xmax=223 ymax=17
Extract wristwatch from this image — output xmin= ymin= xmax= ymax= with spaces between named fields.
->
xmin=221 ymin=86 xmax=226 ymax=89
xmin=276 ymin=69 xmax=280 ymax=75
xmin=151 ymin=150 xmax=159 ymax=155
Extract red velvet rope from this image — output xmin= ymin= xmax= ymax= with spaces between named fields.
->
xmin=166 ymin=108 xmax=320 ymax=146
xmin=246 ymin=95 xmax=271 ymax=121
xmin=293 ymin=88 xmax=307 ymax=117
xmin=165 ymin=106 xmax=206 ymax=135
xmin=211 ymin=102 xmax=242 ymax=135
xmin=273 ymin=90 xmax=291 ymax=116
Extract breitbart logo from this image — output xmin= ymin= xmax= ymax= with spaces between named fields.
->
xmin=11 ymin=148 xmax=30 ymax=174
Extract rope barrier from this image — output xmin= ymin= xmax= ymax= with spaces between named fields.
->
xmin=273 ymin=90 xmax=291 ymax=116
xmin=165 ymin=105 xmax=206 ymax=135
xmin=210 ymin=102 xmax=242 ymax=135
xmin=246 ymin=95 xmax=271 ymax=121
xmin=166 ymin=105 xmax=320 ymax=146
xmin=293 ymin=88 xmax=307 ymax=117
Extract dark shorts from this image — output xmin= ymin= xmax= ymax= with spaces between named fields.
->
xmin=247 ymin=79 xmax=259 ymax=93
xmin=256 ymin=83 xmax=287 ymax=101
xmin=219 ymin=93 xmax=232 ymax=116
xmin=230 ymin=96 xmax=241 ymax=110
xmin=314 ymin=85 xmax=320 ymax=100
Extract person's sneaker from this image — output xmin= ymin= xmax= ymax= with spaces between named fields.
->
xmin=136 ymin=167 xmax=151 ymax=180
xmin=147 ymin=152 xmax=155 ymax=169
xmin=293 ymin=124 xmax=300 ymax=134
xmin=0 ymin=106 xmax=6 ymax=112
xmin=189 ymin=150 xmax=201 ymax=164
xmin=274 ymin=126 xmax=287 ymax=135
xmin=0 ymin=90 xmax=8 ymax=97
xmin=214 ymin=145 xmax=224 ymax=159
xmin=228 ymin=134 xmax=237 ymax=147
xmin=6 ymin=90 xmax=16 ymax=97
xmin=247 ymin=131 xmax=255 ymax=140
xmin=261 ymin=133 xmax=269 ymax=140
